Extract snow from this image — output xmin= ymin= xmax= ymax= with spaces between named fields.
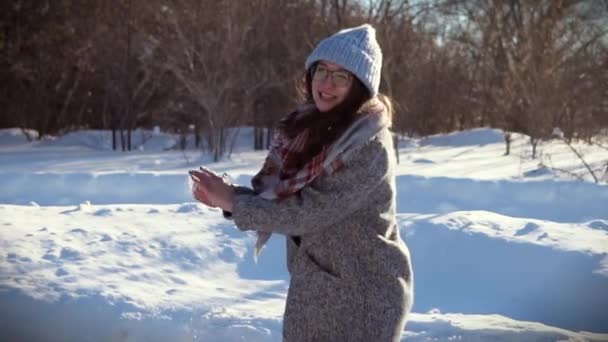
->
xmin=1 ymin=127 xmax=607 ymax=341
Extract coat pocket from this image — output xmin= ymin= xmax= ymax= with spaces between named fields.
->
xmin=285 ymin=265 xmax=352 ymax=341
xmin=293 ymin=249 xmax=341 ymax=280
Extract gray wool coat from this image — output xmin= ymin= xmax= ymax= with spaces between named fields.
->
xmin=230 ymin=127 xmax=413 ymax=341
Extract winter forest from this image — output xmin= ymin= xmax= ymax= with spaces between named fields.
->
xmin=2 ymin=0 xmax=607 ymax=159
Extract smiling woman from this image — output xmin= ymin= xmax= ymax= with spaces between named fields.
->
xmin=190 ymin=24 xmax=413 ymax=341
xmin=310 ymin=61 xmax=353 ymax=112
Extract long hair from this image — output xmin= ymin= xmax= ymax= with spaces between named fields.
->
xmin=279 ymin=62 xmax=393 ymax=170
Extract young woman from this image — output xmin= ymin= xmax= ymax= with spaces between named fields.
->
xmin=191 ymin=24 xmax=413 ymax=341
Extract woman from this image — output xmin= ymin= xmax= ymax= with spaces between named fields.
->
xmin=191 ymin=24 xmax=413 ymax=341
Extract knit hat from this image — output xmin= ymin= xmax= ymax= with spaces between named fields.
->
xmin=305 ymin=24 xmax=383 ymax=97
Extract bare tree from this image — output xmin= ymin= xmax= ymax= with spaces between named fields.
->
xmin=2 ymin=0 xmax=605 ymax=160
xmin=438 ymin=0 xmax=608 ymax=156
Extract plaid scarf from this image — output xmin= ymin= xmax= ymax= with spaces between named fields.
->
xmin=250 ymin=98 xmax=389 ymax=257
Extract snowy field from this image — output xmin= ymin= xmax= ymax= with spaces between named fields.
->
xmin=1 ymin=127 xmax=607 ymax=341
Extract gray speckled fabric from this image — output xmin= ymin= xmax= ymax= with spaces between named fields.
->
xmin=231 ymin=128 xmax=413 ymax=341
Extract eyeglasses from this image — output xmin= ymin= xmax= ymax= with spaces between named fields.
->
xmin=312 ymin=65 xmax=352 ymax=88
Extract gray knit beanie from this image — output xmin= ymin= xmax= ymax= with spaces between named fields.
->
xmin=305 ymin=24 xmax=383 ymax=97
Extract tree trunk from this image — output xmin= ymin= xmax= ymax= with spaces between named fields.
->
xmin=112 ymin=127 xmax=117 ymax=151
xmin=120 ymin=128 xmax=126 ymax=151
xmin=195 ymin=123 xmax=201 ymax=148
xmin=265 ymin=128 xmax=272 ymax=149
xmin=504 ymin=132 xmax=511 ymax=156
xmin=254 ymin=126 xmax=263 ymax=150
xmin=531 ymin=137 xmax=538 ymax=159
xmin=127 ymin=127 xmax=132 ymax=151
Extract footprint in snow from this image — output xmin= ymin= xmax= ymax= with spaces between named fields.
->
xmin=169 ymin=276 xmax=187 ymax=285
xmin=59 ymin=247 xmax=85 ymax=261
xmin=42 ymin=253 xmax=57 ymax=262
xmin=588 ymin=220 xmax=608 ymax=232
xmin=514 ymin=222 xmax=539 ymax=236
xmin=7 ymin=253 xmax=18 ymax=263
xmin=537 ymin=232 xmax=549 ymax=241
xmin=523 ymin=167 xmax=553 ymax=178
xmin=413 ymin=158 xmax=434 ymax=164
xmin=41 ymin=239 xmax=56 ymax=249
xmin=100 ymin=234 xmax=113 ymax=242
xmin=60 ymin=202 xmax=92 ymax=214
xmin=6 ymin=253 xmax=32 ymax=264
xmin=93 ymin=209 xmax=112 ymax=217
xmin=176 ymin=203 xmax=202 ymax=213
xmin=55 ymin=268 xmax=69 ymax=277
xmin=68 ymin=228 xmax=88 ymax=235
xmin=64 ymin=276 xmax=78 ymax=283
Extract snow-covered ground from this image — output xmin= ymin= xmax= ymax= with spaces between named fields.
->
xmin=1 ymin=127 xmax=607 ymax=341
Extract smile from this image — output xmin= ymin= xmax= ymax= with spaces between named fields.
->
xmin=319 ymin=92 xmax=336 ymax=100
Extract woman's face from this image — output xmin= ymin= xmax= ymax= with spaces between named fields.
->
xmin=311 ymin=61 xmax=353 ymax=112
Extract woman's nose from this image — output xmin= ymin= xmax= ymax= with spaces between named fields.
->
xmin=317 ymin=76 xmax=335 ymax=90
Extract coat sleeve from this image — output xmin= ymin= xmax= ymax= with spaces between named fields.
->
xmin=222 ymin=185 xmax=254 ymax=219
xmin=230 ymin=137 xmax=390 ymax=236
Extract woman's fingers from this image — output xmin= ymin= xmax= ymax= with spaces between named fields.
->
xmin=193 ymin=176 xmax=211 ymax=194
xmin=190 ymin=169 xmax=207 ymax=180
xmin=190 ymin=171 xmax=216 ymax=190
xmin=193 ymin=182 xmax=216 ymax=207
xmin=199 ymin=167 xmax=224 ymax=180
xmin=190 ymin=173 xmax=200 ymax=183
xmin=190 ymin=167 xmax=229 ymax=209
xmin=191 ymin=168 xmax=221 ymax=183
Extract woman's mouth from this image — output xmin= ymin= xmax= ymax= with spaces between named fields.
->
xmin=319 ymin=92 xmax=336 ymax=101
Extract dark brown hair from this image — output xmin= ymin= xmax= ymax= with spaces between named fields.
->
xmin=279 ymin=63 xmax=372 ymax=170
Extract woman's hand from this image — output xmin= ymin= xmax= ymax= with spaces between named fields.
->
xmin=190 ymin=167 xmax=235 ymax=212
